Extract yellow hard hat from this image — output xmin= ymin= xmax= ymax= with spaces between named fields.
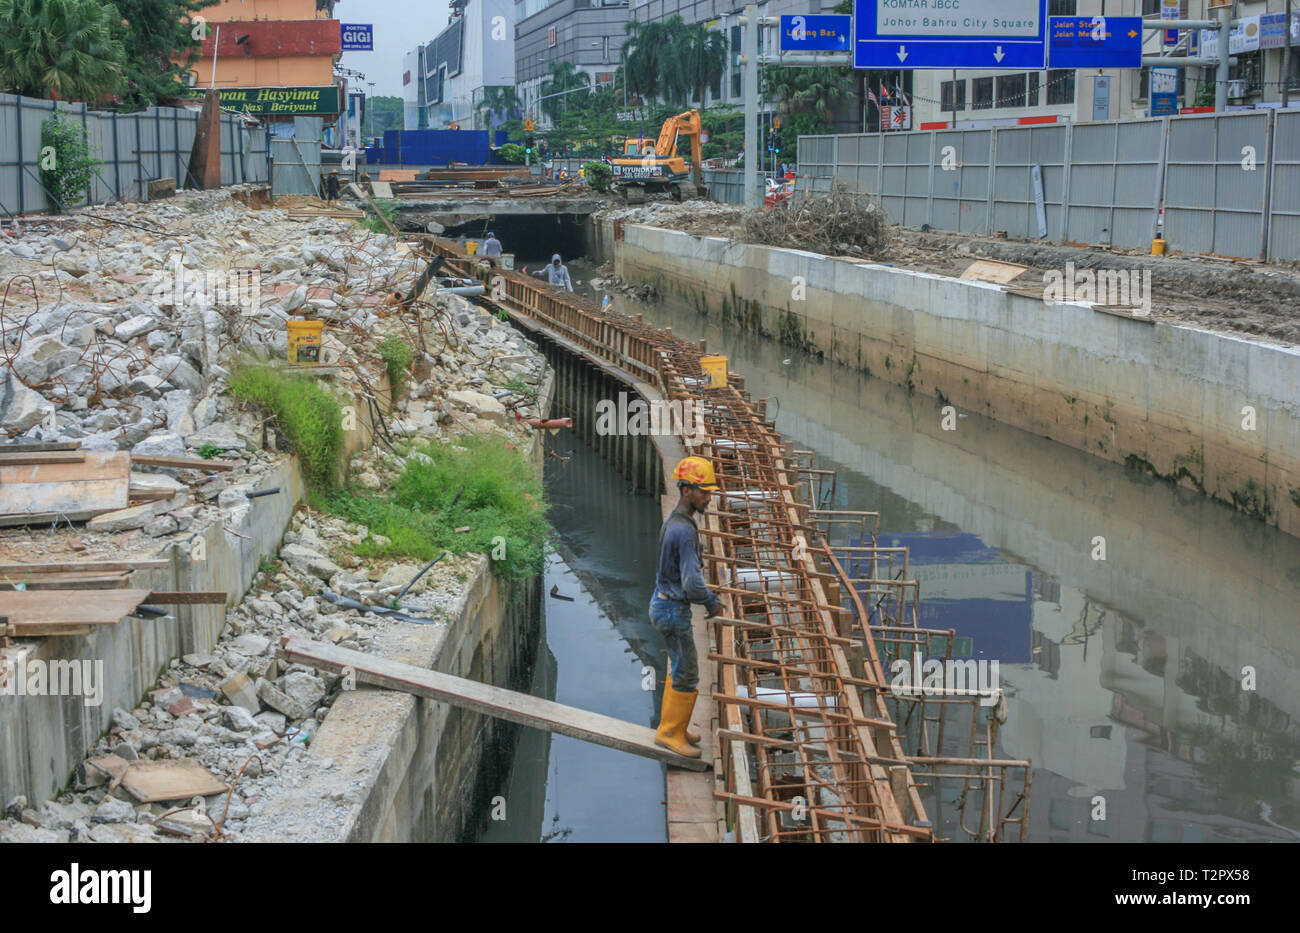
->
xmin=673 ymin=456 xmax=719 ymax=491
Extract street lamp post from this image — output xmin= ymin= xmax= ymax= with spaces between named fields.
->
xmin=367 ymin=81 xmax=375 ymax=142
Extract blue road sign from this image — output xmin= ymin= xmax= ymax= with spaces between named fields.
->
xmin=341 ymin=24 xmax=373 ymax=52
xmin=780 ymin=14 xmax=851 ymax=52
xmin=853 ymin=0 xmax=1047 ymax=70
xmin=1048 ymin=16 xmax=1142 ymax=69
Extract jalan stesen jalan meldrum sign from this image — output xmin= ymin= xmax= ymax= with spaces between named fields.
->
xmin=216 ymin=86 xmax=341 ymax=115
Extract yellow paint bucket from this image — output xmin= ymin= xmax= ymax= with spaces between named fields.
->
xmin=465 ymin=240 xmax=478 ymax=255
xmin=700 ymin=354 xmax=728 ymax=388
xmin=286 ymin=319 xmax=324 ymax=364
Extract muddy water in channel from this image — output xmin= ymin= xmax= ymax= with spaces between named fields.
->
xmin=477 ymin=436 xmax=669 ymax=843
xmin=607 ymin=288 xmax=1300 ymax=843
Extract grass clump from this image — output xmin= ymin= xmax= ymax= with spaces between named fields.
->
xmin=229 ymin=361 xmax=344 ymax=491
xmin=325 ymin=433 xmax=547 ymax=579
xmin=378 ymin=335 xmax=414 ymax=390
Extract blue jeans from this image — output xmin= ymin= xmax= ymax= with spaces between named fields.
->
xmin=649 ymin=592 xmax=698 ymax=693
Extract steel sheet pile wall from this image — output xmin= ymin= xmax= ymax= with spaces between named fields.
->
xmin=0 ymin=93 xmax=269 ymax=216
xmin=793 ymin=110 xmax=1300 ymax=260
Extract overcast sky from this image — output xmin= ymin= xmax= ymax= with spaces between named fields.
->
xmin=336 ymin=1 xmax=452 ymax=97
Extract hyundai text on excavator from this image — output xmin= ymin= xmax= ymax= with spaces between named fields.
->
xmin=606 ymin=109 xmax=708 ymax=204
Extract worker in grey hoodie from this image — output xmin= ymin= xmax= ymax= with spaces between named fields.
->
xmin=532 ymin=253 xmax=573 ymax=292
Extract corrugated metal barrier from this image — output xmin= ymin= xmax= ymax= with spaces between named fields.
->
xmin=0 ymin=92 xmax=269 ymax=216
xmin=787 ymin=110 xmax=1300 ymax=261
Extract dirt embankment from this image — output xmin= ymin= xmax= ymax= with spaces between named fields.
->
xmin=601 ymin=197 xmax=1300 ymax=347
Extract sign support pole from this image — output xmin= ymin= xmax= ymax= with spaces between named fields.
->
xmin=743 ymin=4 xmax=759 ymax=210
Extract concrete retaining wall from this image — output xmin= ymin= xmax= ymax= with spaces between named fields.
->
xmin=0 ymin=457 xmax=303 ymax=805
xmin=614 ymin=223 xmax=1300 ymax=538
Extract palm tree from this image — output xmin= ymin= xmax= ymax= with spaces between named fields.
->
xmin=622 ymin=16 xmax=679 ymax=102
xmin=475 ymin=85 xmax=521 ymax=129
xmin=663 ymin=21 xmax=727 ymax=108
xmin=0 ymin=0 xmax=126 ymax=101
xmin=763 ymin=64 xmax=854 ymax=127
xmin=539 ymin=60 xmax=590 ymax=122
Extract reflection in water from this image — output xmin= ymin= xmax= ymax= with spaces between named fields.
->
xmin=478 ymin=435 xmax=669 ymax=843
xmin=610 ymin=288 xmax=1300 ymax=843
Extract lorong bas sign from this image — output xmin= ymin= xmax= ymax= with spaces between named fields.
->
xmin=216 ymin=86 xmax=342 ymax=115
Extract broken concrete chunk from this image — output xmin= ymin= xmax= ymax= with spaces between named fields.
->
xmin=114 ymin=314 xmax=160 ymax=340
xmin=281 ymin=671 xmax=326 ymax=710
xmin=256 ymin=679 xmax=313 ymax=721
xmin=0 ymin=372 xmax=51 ymax=433
xmin=92 ymin=796 xmax=136 ymax=824
xmin=86 ymin=501 xmax=171 ymax=533
xmin=131 ymin=432 xmax=187 ymax=459
xmin=279 ymin=543 xmax=344 ymax=581
xmin=218 ymin=672 xmax=261 ymax=714
xmin=446 ymin=388 xmax=507 ymax=422
xmin=185 ymin=421 xmax=247 ymax=451
xmin=230 ymin=634 xmax=271 ymax=656
xmin=223 ymin=706 xmax=258 ymax=731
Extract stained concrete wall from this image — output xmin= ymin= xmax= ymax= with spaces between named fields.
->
xmin=0 ymin=458 xmax=303 ymax=805
xmin=614 ymin=223 xmax=1300 ymax=539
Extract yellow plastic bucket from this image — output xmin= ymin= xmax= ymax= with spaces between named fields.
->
xmin=465 ymin=240 xmax=478 ymax=255
xmin=700 ymin=354 xmax=728 ymax=388
xmin=286 ymin=319 xmax=324 ymax=364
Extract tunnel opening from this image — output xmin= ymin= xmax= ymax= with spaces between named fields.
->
xmin=399 ymin=210 xmax=590 ymax=266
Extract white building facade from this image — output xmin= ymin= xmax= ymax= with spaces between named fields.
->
xmin=402 ymin=0 xmax=518 ymax=130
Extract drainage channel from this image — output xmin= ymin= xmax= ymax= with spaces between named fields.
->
xmin=618 ymin=289 xmax=1300 ymax=844
xmin=476 ymin=436 xmax=669 ymax=843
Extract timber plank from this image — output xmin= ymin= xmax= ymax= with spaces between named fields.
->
xmin=0 ymin=450 xmax=130 ymax=520
xmin=0 ymin=588 xmax=152 ymax=631
xmin=0 ymin=451 xmax=86 ymax=465
xmin=0 ymin=570 xmax=129 ymax=590
xmin=0 ymin=560 xmax=169 ymax=574
xmin=130 ymin=454 xmax=237 ymax=471
xmin=279 ymin=637 xmax=711 ymax=771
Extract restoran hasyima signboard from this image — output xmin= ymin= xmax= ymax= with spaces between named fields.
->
xmin=341 ymin=24 xmax=374 ymax=51
xmin=854 ymin=0 xmax=1047 ymax=69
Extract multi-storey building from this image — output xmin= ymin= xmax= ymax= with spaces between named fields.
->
xmin=402 ymin=0 xmax=517 ymax=130
xmin=190 ymin=0 xmax=343 ymax=128
xmin=514 ymin=0 xmax=629 ymax=125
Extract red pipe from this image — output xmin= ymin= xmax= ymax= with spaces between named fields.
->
xmin=515 ymin=413 xmax=572 ymax=429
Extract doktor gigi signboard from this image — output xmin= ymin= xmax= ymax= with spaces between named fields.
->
xmin=215 ymin=86 xmax=342 ymax=116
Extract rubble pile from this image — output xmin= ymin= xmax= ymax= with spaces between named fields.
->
xmin=0 ymin=186 xmax=422 ymax=445
xmin=0 ymin=507 xmax=484 ymax=843
xmin=0 ymin=187 xmax=553 ymax=841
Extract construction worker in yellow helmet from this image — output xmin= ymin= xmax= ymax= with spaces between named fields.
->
xmin=649 ymin=455 xmax=722 ymax=759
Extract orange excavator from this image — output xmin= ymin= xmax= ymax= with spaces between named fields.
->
xmin=606 ymin=109 xmax=707 ymax=204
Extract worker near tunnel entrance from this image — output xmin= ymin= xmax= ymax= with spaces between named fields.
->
xmin=531 ymin=253 xmax=573 ymax=291
xmin=650 ymin=456 xmax=722 ymax=759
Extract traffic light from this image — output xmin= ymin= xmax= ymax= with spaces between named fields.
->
xmin=770 ymin=133 xmax=783 ymax=154
xmin=525 ymin=132 xmax=535 ymax=156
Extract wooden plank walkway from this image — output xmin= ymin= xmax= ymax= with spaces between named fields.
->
xmin=278 ymin=637 xmax=712 ymax=771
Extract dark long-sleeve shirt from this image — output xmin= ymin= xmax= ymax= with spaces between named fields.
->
xmin=655 ymin=507 xmax=718 ymax=613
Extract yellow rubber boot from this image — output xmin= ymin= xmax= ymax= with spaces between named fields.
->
xmin=665 ymin=674 xmax=701 ymax=745
xmin=654 ymin=686 xmax=702 ymax=759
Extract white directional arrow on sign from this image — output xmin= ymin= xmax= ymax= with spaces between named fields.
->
xmin=897 ymin=45 xmax=908 ymax=62
xmin=993 ymin=46 xmax=1005 ymax=62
